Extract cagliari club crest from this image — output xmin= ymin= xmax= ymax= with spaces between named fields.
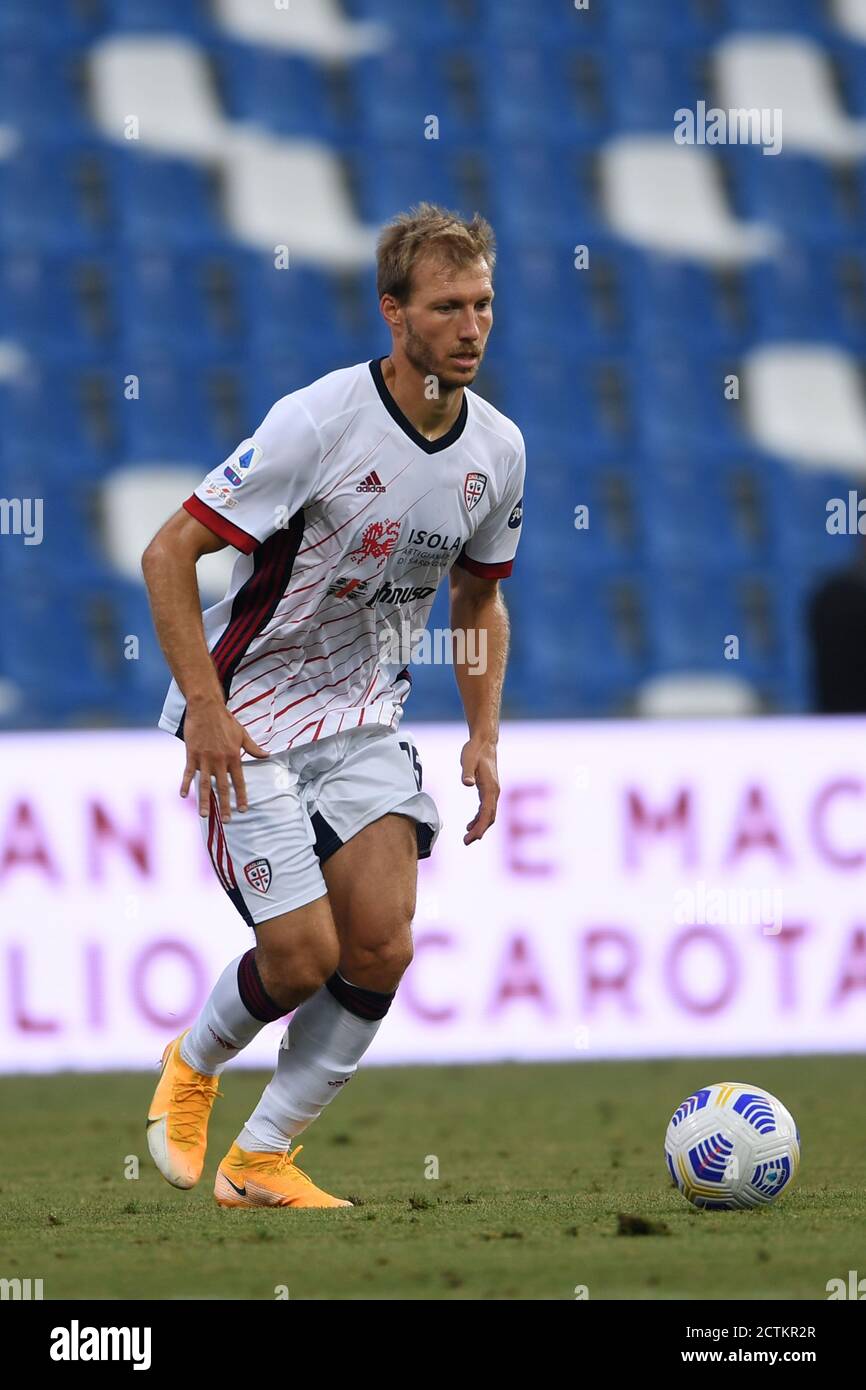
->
xmin=244 ymin=858 xmax=272 ymax=894
xmin=464 ymin=472 xmax=488 ymax=511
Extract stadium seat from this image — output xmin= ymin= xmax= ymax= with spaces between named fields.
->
xmin=745 ymin=251 xmax=866 ymax=347
xmin=116 ymin=251 xmax=246 ymax=361
xmin=89 ymin=35 xmax=229 ymax=161
xmin=115 ymin=155 xmax=228 ymax=250
xmin=727 ymin=0 xmax=837 ymax=38
xmin=0 ymin=253 xmax=115 ymax=360
xmin=600 ymin=136 xmax=779 ymax=263
xmin=834 ymin=0 xmax=866 ymax=43
xmin=0 ymin=44 xmax=97 ymax=144
xmin=715 ymin=35 xmax=866 ymax=160
xmin=221 ymin=130 xmax=377 ymax=266
xmin=214 ymin=0 xmax=388 ymax=61
xmin=106 ymin=0 xmax=215 ymax=36
xmin=100 ymin=464 xmax=239 ymax=602
xmin=635 ymin=672 xmax=763 ymax=718
xmin=215 ymin=46 xmax=349 ymax=143
xmin=0 ymin=147 xmax=114 ymax=252
xmin=742 ymin=343 xmax=866 ymax=471
xmin=728 ymin=149 xmax=857 ymax=245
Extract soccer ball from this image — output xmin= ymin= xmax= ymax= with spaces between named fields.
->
xmin=664 ymin=1082 xmax=800 ymax=1210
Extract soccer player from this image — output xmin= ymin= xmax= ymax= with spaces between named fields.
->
xmin=141 ymin=203 xmax=525 ymax=1208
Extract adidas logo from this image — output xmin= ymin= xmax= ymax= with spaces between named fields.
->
xmin=356 ymin=470 xmax=386 ymax=493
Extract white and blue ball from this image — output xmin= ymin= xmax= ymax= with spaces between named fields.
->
xmin=664 ymin=1082 xmax=800 ymax=1210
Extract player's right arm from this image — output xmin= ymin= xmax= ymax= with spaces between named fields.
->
xmin=141 ymin=508 xmax=267 ymax=820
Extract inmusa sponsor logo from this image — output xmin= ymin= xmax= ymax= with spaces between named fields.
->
xmin=364 ymin=581 xmax=436 ymax=610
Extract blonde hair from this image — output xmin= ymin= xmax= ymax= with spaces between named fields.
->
xmin=376 ymin=201 xmax=496 ymax=303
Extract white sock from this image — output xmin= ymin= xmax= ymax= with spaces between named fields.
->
xmin=237 ymin=983 xmax=384 ymax=1152
xmin=180 ymin=953 xmax=274 ymax=1075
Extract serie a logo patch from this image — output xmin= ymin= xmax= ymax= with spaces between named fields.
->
xmin=244 ymin=858 xmax=272 ymax=894
xmin=223 ymin=439 xmax=262 ymax=487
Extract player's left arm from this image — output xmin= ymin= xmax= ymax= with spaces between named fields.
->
xmin=449 ymin=566 xmax=510 ymax=845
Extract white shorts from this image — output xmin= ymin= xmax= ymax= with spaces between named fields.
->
xmin=197 ymin=724 xmax=441 ymax=926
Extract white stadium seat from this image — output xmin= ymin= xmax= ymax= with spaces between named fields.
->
xmin=101 ymin=466 xmax=238 ymax=602
xmin=89 ymin=36 xmax=228 ymax=161
xmin=214 ymin=0 xmax=388 ymax=61
xmin=600 ymin=135 xmax=778 ymax=263
xmin=0 ymin=342 xmax=29 ymax=381
xmin=833 ymin=0 xmax=866 ymax=44
xmin=715 ymin=35 xmax=866 ymax=159
xmin=221 ymin=130 xmax=377 ymax=267
xmin=743 ymin=344 xmax=866 ymax=472
xmin=635 ymin=673 xmax=763 ymax=718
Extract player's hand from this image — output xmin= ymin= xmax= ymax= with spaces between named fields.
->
xmin=460 ymin=737 xmax=500 ymax=844
xmin=180 ymin=696 xmax=269 ymax=820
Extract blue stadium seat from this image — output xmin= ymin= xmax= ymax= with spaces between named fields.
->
xmin=215 ymin=46 xmax=347 ymax=143
xmin=118 ymin=362 xmax=253 ymax=464
xmin=3 ymin=364 xmax=121 ymax=480
xmin=0 ymin=45 xmax=96 ymax=143
xmin=724 ymin=0 xmax=834 ymax=37
xmin=115 ymin=154 xmax=228 ymax=250
xmin=346 ymin=0 xmax=486 ymax=45
xmin=606 ymin=46 xmax=706 ymax=134
xmin=625 ymin=253 xmax=754 ymax=350
xmin=0 ymin=253 xmax=115 ymax=360
xmin=633 ymin=352 xmax=744 ymax=452
xmin=116 ymin=251 xmax=246 ymax=361
xmin=643 ymin=567 xmax=788 ymax=692
xmin=348 ymin=142 xmax=485 ymax=227
xmin=605 ymin=0 xmax=726 ymax=43
xmin=482 ymin=0 xmax=607 ymax=46
xmin=726 ymin=150 xmax=857 ymax=246
xmin=478 ymin=44 xmax=609 ymax=143
xmin=0 ymin=1 xmax=104 ymax=43
xmin=490 ymin=145 xmax=607 ymax=242
xmin=0 ymin=148 xmax=113 ymax=252
xmin=106 ymin=0 xmax=214 ymax=35
xmin=1 ymin=583 xmax=122 ymax=719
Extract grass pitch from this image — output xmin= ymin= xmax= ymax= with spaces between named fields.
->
xmin=1 ymin=1054 xmax=863 ymax=1300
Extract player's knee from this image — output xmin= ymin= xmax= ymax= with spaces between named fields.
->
xmin=348 ymin=927 xmax=414 ymax=982
xmin=257 ymin=933 xmax=339 ymax=1000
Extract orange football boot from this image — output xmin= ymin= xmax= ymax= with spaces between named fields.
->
xmin=214 ymin=1142 xmax=353 ymax=1209
xmin=146 ymin=1030 xmax=221 ymax=1189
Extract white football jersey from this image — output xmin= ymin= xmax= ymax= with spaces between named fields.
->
xmin=159 ymin=358 xmax=525 ymax=752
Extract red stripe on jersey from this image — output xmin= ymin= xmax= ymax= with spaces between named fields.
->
xmin=271 ymin=656 xmax=371 ymax=721
xmin=456 ymin=549 xmax=514 ymax=579
xmin=210 ymin=513 xmax=305 ymax=697
xmin=184 ymin=495 xmax=258 ymax=554
xmin=207 ymin=792 xmax=231 ymax=891
xmin=229 ymin=684 xmax=279 ymax=716
xmin=213 ymin=794 xmax=238 ymax=889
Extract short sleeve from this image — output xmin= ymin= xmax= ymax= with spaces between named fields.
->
xmin=183 ymin=393 xmax=322 ymax=553
xmin=456 ymin=434 xmax=525 ymax=579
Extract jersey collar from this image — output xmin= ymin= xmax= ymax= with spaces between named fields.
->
xmin=369 ymin=357 xmax=468 ymax=454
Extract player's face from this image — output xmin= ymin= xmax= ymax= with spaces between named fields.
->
xmin=402 ymin=255 xmax=494 ymax=390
